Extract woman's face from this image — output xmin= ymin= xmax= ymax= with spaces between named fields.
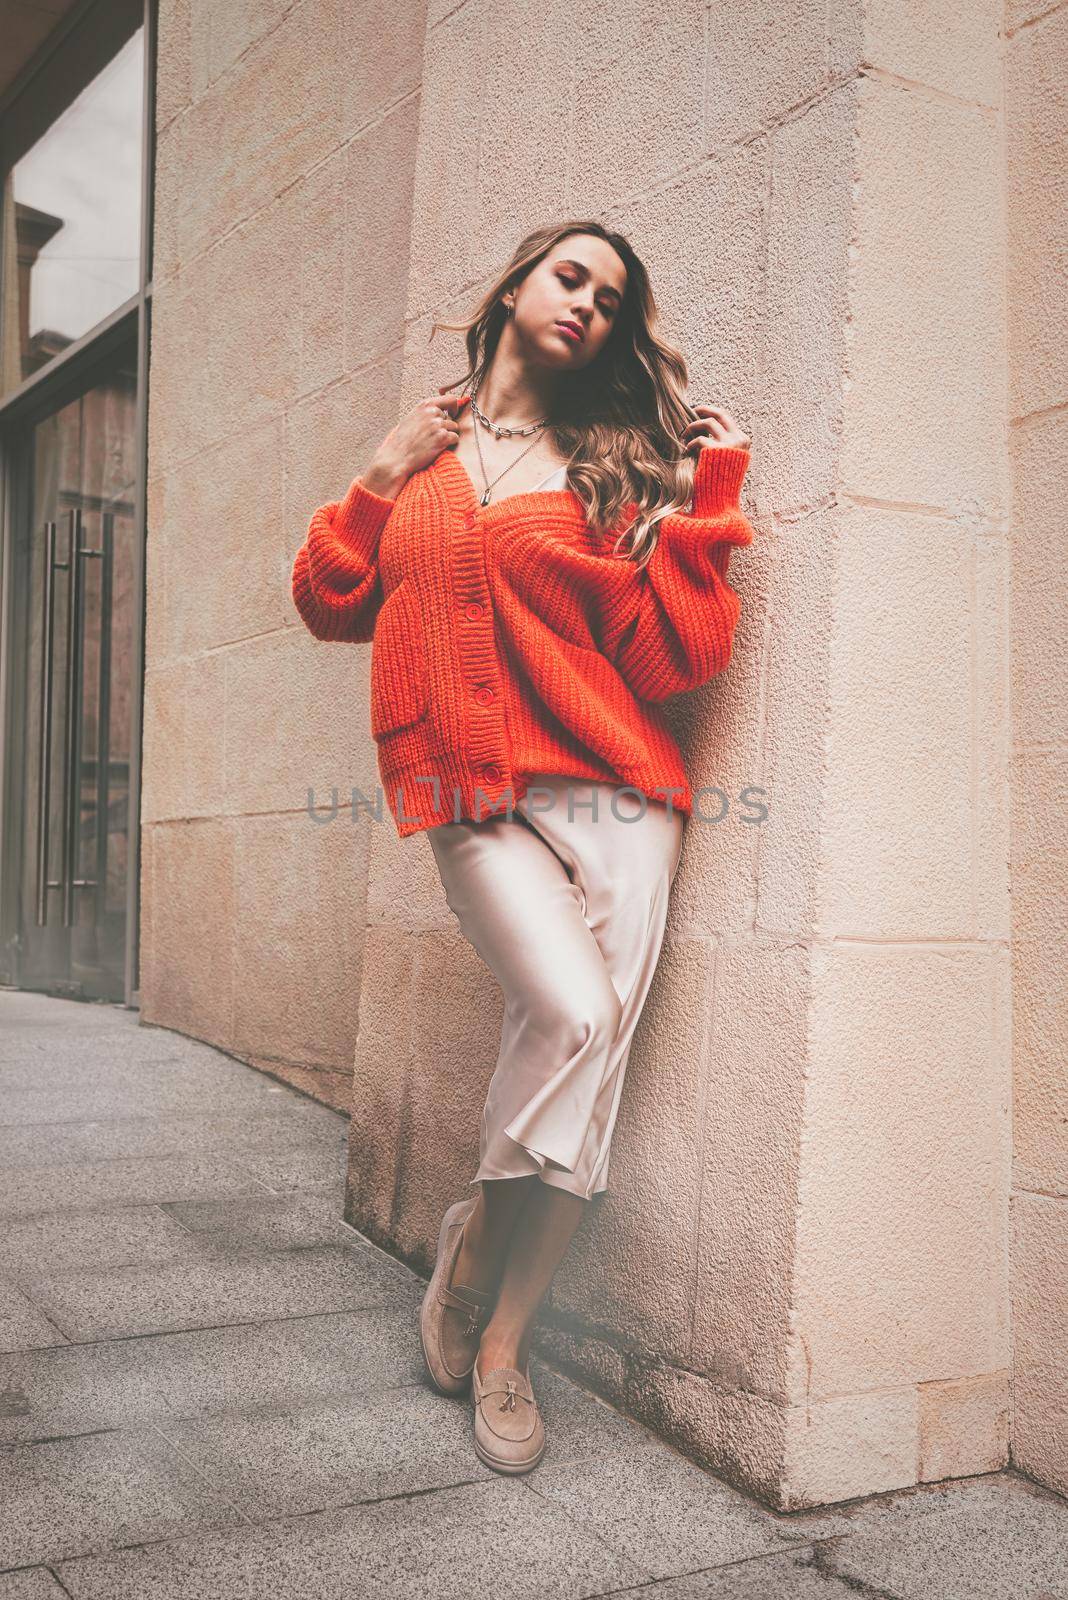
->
xmin=508 ymin=235 xmax=628 ymax=369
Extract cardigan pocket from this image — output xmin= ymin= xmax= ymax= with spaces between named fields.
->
xmin=370 ymin=581 xmax=429 ymax=738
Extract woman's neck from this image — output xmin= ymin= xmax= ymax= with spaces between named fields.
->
xmin=474 ymin=348 xmax=559 ymax=430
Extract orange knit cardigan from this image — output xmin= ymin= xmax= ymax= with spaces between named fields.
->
xmin=291 ymin=442 xmax=755 ymax=839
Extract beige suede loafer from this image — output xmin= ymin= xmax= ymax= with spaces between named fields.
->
xmin=472 ymin=1357 xmax=546 ymax=1474
xmin=419 ymin=1198 xmax=495 ymax=1396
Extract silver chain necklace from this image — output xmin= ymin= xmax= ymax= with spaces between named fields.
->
xmin=467 ymin=386 xmax=552 ymax=506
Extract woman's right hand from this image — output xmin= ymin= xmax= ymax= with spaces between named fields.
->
xmin=363 ymin=392 xmax=470 ymax=499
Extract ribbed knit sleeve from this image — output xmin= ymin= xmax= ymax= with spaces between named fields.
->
xmin=605 ymin=445 xmax=754 ymax=702
xmin=290 ymin=475 xmax=396 ymax=643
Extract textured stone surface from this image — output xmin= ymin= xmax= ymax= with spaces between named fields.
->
xmin=53 ymin=1480 xmax=649 ymax=1599
xmin=617 ymin=1547 xmax=862 ymax=1598
xmin=1011 ymin=1192 xmax=1068 ymax=1498
xmin=131 ymin=0 xmax=1051 ymax=1520
xmin=0 ymin=1569 xmax=73 ymax=1599
xmin=0 ymin=991 xmax=1065 ymax=1594
xmin=918 ymin=1372 xmax=1011 ymax=1483
xmin=1006 ymin=0 xmax=1068 ymax=1506
xmin=0 ymin=1429 xmax=243 ymax=1571
xmin=525 ymin=1451 xmax=806 ymax=1578
xmin=817 ymin=1473 xmax=1068 ymax=1600
xmin=25 ymin=1243 xmax=420 ymax=1343
xmin=792 ymin=947 xmax=1009 ymax=1400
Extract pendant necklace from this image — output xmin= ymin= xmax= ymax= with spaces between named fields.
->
xmin=467 ymin=387 xmax=552 ymax=506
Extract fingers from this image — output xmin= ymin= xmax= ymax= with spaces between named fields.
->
xmin=419 ymin=391 xmax=466 ymax=448
xmin=683 ymin=404 xmax=750 ymax=453
xmin=685 ymin=407 xmax=729 ymax=433
xmin=682 ymin=416 xmax=729 ymax=451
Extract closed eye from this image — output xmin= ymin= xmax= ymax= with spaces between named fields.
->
xmin=557 ymin=271 xmax=617 ymax=317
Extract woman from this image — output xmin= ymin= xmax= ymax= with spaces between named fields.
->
xmin=291 ymin=219 xmax=754 ymax=1475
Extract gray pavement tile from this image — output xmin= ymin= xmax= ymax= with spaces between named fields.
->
xmin=816 ymin=1472 xmax=1068 ymax=1600
xmin=0 ymin=992 xmax=128 ymax=1015
xmin=528 ymin=1363 xmax=680 ymax=1465
xmin=0 ymin=991 xmax=133 ymax=1023
xmin=595 ymin=1547 xmax=856 ymax=1597
xmin=161 ymin=1190 xmax=351 ymax=1254
xmin=0 ymin=1206 xmax=211 ymax=1280
xmin=0 ymin=1014 xmax=343 ymax=1127
xmin=0 ymin=1570 xmax=70 ymax=1599
xmin=0 ymin=1154 xmax=272 ymax=1221
xmin=0 ymin=1009 xmax=140 ymax=1053
xmin=0 ymin=1079 xmax=295 ymax=1127
xmin=0 ymin=1021 xmax=126 ymax=1045
xmin=260 ymin=1178 xmax=344 ymax=1201
xmin=159 ymin=1385 xmax=494 ymax=1515
xmin=0 ymin=1020 xmax=139 ymax=1052
xmin=0 ymin=1033 xmax=125 ymax=1058
xmin=0 ymin=1109 xmax=345 ymax=1169
xmin=0 ymin=1427 xmax=245 ymax=1570
xmin=231 ymin=1144 xmax=347 ymax=1192
xmin=0 ymin=1024 xmax=204 ymax=1062
xmin=149 ymin=1302 xmax=429 ymax=1417
xmin=128 ymin=1029 xmax=285 ymax=1070
xmin=0 ymin=1278 xmax=69 ymax=1355
xmin=525 ymin=1451 xmax=807 ymax=1580
xmin=25 ymin=1243 xmax=422 ymax=1341
xmin=0 ymin=1337 xmax=172 ymax=1444
xmin=770 ymin=1467 xmax=1068 ymax=1542
xmin=0 ymin=1035 xmax=248 ymax=1082
xmin=0 ymin=1001 xmax=244 ymax=1063
xmin=107 ymin=1058 xmax=302 ymax=1097
xmin=0 ymin=1305 xmax=425 ymax=1445
xmin=0 ymin=1054 xmax=175 ymax=1091
xmin=53 ymin=1476 xmax=651 ymax=1598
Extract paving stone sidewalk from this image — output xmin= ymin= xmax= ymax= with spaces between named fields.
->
xmin=1 ymin=989 xmax=1066 ymax=1600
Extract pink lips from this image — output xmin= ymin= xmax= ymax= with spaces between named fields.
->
xmin=556 ymin=321 xmax=583 ymax=343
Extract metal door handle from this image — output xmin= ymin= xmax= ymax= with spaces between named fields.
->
xmin=35 ymin=507 xmax=104 ymax=927
xmin=62 ymin=507 xmax=103 ymax=927
xmin=35 ymin=520 xmax=60 ymax=925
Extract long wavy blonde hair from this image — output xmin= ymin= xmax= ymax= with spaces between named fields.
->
xmin=430 ymin=219 xmax=706 ymax=569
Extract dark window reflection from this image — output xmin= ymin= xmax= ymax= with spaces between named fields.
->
xmin=2 ymin=26 xmax=143 ymax=392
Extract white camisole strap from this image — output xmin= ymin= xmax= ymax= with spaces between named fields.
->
xmin=531 ymin=463 xmax=569 ymax=492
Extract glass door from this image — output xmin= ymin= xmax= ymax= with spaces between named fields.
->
xmin=13 ymin=348 xmax=138 ymax=999
xmin=0 ymin=0 xmax=153 ymax=1005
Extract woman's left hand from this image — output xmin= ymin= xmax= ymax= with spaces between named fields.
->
xmin=682 ymin=405 xmax=750 ymax=455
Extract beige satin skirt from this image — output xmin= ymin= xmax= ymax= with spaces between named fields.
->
xmin=426 ymin=774 xmax=686 ymax=1200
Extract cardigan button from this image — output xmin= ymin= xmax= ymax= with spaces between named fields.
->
xmin=465 ymin=602 xmax=483 ymax=620
xmin=474 ymin=687 xmax=494 ymax=706
xmin=463 ymin=512 xmax=477 ymax=529
xmin=483 ymin=764 xmax=501 ymax=784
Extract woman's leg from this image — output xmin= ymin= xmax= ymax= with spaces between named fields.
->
xmin=452 ymin=1175 xmax=534 ymax=1299
xmin=477 ymin=778 xmax=685 ymax=1372
xmin=427 ymin=806 xmax=626 ymax=1197
xmin=474 ymin=1181 xmax=587 ymax=1379
xmin=428 ymin=778 xmax=685 ymax=1371
xmin=450 ymin=1176 xmax=588 ymax=1377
